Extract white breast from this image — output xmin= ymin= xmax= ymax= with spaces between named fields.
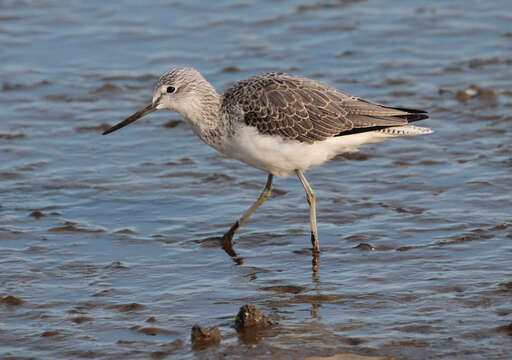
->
xmin=220 ymin=125 xmax=432 ymax=177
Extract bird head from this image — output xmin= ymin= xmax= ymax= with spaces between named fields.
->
xmin=103 ymin=67 xmax=213 ymax=135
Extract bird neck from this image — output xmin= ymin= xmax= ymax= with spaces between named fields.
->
xmin=180 ymin=82 xmax=224 ymax=144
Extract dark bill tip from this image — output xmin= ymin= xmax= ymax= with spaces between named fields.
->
xmin=102 ymin=103 xmax=158 ymax=135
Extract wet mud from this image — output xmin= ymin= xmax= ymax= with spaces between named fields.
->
xmin=191 ymin=325 xmax=221 ymax=349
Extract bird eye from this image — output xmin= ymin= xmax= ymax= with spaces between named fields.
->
xmin=166 ymin=86 xmax=175 ymax=94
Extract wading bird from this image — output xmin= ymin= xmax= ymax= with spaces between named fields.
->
xmin=103 ymin=67 xmax=431 ymax=257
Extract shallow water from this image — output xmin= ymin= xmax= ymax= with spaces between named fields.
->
xmin=1 ymin=0 xmax=511 ymax=359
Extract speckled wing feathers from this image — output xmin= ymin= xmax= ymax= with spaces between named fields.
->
xmin=222 ymin=73 xmax=427 ymax=143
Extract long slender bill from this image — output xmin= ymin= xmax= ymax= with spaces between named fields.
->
xmin=102 ymin=103 xmax=158 ymax=135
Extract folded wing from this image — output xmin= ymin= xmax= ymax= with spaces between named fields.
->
xmin=222 ymin=73 xmax=428 ymax=143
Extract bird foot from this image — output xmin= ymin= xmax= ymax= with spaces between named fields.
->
xmin=310 ymin=232 xmax=320 ymax=254
xmin=220 ymin=222 xmax=243 ymax=264
xmin=312 ymin=252 xmax=319 ymax=273
xmin=221 ymin=231 xmax=236 ymax=255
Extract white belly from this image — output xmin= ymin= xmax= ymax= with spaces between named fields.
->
xmin=221 ymin=125 xmax=432 ymax=177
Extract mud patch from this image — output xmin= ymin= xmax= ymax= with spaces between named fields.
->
xmin=191 ymin=325 xmax=221 ymax=348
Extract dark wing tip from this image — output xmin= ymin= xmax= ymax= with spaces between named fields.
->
xmin=384 ymin=105 xmax=429 ymax=122
xmin=386 ymin=105 xmax=428 ymax=114
xmin=401 ymin=113 xmax=429 ymax=122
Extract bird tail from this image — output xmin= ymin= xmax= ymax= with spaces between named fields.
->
xmin=375 ymin=124 xmax=433 ymax=136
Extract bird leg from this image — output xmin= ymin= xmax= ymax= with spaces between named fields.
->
xmin=296 ymin=170 xmax=320 ymax=254
xmin=222 ymin=174 xmax=273 ymax=250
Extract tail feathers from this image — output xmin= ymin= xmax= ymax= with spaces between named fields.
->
xmin=376 ymin=125 xmax=433 ymax=136
xmin=338 ymin=124 xmax=432 ymax=137
xmin=336 ymin=104 xmax=430 ymax=137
